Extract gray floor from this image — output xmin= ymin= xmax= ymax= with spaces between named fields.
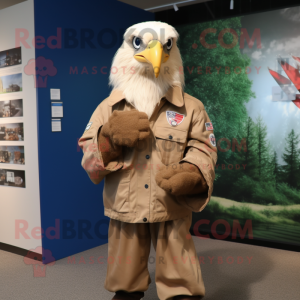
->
xmin=1 ymin=237 xmax=299 ymax=300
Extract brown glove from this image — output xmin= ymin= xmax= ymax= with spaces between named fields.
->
xmin=98 ymin=110 xmax=150 ymax=166
xmin=155 ymin=162 xmax=208 ymax=196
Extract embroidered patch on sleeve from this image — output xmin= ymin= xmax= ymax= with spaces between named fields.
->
xmin=209 ymin=133 xmax=216 ymax=147
xmin=85 ymin=122 xmax=92 ymax=131
xmin=205 ymin=122 xmax=214 ymax=131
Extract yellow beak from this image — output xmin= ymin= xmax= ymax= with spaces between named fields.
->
xmin=134 ymin=40 xmax=169 ymax=78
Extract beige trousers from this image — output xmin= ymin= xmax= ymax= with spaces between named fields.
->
xmin=104 ymin=214 xmax=205 ymax=300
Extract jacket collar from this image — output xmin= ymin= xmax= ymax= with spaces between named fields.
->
xmin=107 ymin=85 xmax=184 ymax=107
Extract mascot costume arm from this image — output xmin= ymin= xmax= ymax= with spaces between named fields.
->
xmin=156 ymin=109 xmax=217 ymax=212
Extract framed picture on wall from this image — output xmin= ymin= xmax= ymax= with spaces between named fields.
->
xmin=0 ymin=168 xmax=25 ymax=188
xmin=0 ymin=47 xmax=22 ymax=69
xmin=0 ymin=146 xmax=25 ymax=164
xmin=0 ymin=123 xmax=24 ymax=141
xmin=0 ymin=73 xmax=22 ymax=94
xmin=0 ymin=99 xmax=23 ymax=118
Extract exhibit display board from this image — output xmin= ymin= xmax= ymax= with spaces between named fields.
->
xmin=33 ymin=0 xmax=154 ymax=262
xmin=176 ymin=6 xmax=300 ymax=246
xmin=0 ymin=0 xmax=41 ymax=250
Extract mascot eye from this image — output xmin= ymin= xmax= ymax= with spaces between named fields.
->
xmin=132 ymin=36 xmax=141 ymax=49
xmin=166 ymin=38 xmax=173 ymax=50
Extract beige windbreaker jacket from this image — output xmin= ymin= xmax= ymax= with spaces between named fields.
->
xmin=78 ymin=86 xmax=217 ymax=223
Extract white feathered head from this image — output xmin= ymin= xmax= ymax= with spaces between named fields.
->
xmin=109 ymin=21 xmax=185 ymax=117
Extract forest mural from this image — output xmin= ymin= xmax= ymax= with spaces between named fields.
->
xmin=176 ymin=7 xmax=300 ymax=246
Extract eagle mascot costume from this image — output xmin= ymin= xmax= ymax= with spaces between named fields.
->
xmin=79 ymin=21 xmax=217 ymax=300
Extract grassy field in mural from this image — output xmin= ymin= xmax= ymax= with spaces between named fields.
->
xmin=194 ymin=197 xmax=300 ymax=244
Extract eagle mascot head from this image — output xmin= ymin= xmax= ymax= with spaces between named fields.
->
xmin=109 ymin=21 xmax=184 ymax=118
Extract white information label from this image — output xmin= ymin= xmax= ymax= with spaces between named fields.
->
xmin=51 ymin=102 xmax=63 ymax=118
xmin=51 ymin=119 xmax=61 ymax=132
xmin=50 ymin=89 xmax=61 ymax=100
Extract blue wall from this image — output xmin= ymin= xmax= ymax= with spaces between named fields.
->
xmin=34 ymin=0 xmax=154 ymax=262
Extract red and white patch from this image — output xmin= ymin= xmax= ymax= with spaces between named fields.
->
xmin=166 ymin=111 xmax=184 ymax=126
xmin=209 ymin=133 xmax=216 ymax=147
xmin=205 ymin=122 xmax=213 ymax=131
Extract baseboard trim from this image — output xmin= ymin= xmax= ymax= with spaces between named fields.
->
xmin=0 ymin=242 xmax=42 ymax=260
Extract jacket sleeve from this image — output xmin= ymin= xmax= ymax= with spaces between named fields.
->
xmin=180 ymin=108 xmax=218 ymax=212
xmin=78 ymin=102 xmax=123 ymax=185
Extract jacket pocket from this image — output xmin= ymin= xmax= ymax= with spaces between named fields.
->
xmin=154 ymin=126 xmax=188 ymax=166
xmin=103 ymin=169 xmax=131 ymax=213
xmin=155 ymin=173 xmax=188 ymax=213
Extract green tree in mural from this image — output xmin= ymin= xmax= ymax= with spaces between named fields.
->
xmin=281 ymin=129 xmax=300 ymax=189
xmin=254 ymin=115 xmax=272 ymax=181
xmin=270 ymin=151 xmax=281 ymax=188
xmin=239 ymin=116 xmax=258 ymax=179
xmin=176 ymin=17 xmax=255 ymax=166
xmin=219 ymin=116 xmax=258 ymax=200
